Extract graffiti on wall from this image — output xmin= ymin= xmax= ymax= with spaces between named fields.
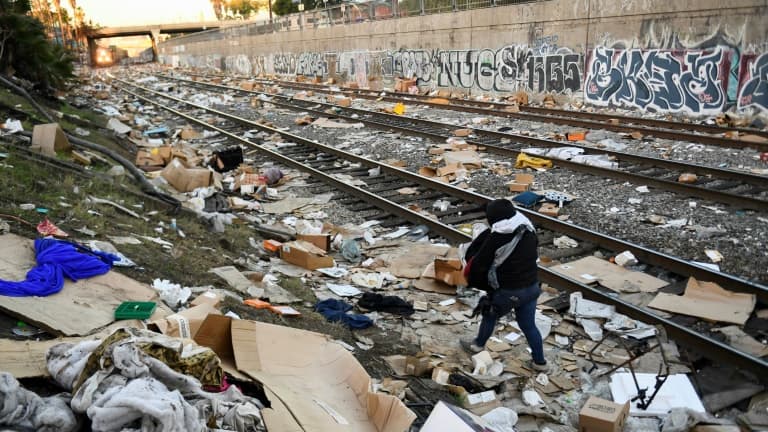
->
xmin=384 ymin=45 xmax=583 ymax=94
xmin=738 ymin=52 xmax=768 ymax=113
xmin=584 ymin=47 xmax=729 ymax=115
xmin=163 ymin=41 xmax=768 ymax=116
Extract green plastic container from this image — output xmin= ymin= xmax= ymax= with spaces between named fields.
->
xmin=115 ymin=301 xmax=156 ymax=320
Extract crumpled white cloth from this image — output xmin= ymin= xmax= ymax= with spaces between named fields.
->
xmin=0 ymin=372 xmax=77 ymax=432
xmin=46 ymin=328 xmax=265 ymax=432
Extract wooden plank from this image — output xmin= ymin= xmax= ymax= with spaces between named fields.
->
xmin=0 ymin=234 xmax=167 ymax=336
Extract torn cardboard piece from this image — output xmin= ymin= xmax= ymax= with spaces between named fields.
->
xmin=30 ymin=123 xmax=71 ymax=157
xmin=160 ymin=158 xmax=213 ymax=193
xmin=549 ymin=256 xmax=668 ymax=293
xmin=648 ymin=277 xmax=755 ymax=325
xmin=194 ymin=315 xmax=416 ymax=432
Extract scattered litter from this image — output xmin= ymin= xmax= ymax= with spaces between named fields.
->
xmin=152 ymin=278 xmax=192 ymax=309
xmin=327 ymin=283 xmax=362 ymax=297
xmin=649 ymin=277 xmax=755 ymax=325
xmin=610 ymin=372 xmax=705 ymax=416
xmin=704 ymin=249 xmax=723 ymax=263
xmin=553 ymin=235 xmax=578 ymax=249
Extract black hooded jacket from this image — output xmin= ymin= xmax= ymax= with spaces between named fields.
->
xmin=464 ymin=199 xmax=539 ymax=292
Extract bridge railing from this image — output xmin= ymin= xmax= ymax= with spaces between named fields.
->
xmin=166 ymin=0 xmax=544 ymax=45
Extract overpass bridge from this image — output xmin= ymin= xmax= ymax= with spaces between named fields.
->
xmin=86 ymin=20 xmax=244 ymax=65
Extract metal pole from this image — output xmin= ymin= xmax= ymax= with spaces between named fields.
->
xmin=419 ymin=0 xmax=425 ymax=15
xmin=452 ymin=0 xmax=457 ymax=12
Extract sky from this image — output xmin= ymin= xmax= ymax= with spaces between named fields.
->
xmin=77 ymin=0 xmax=218 ymax=27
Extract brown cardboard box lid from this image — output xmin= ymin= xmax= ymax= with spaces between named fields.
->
xmin=195 ymin=315 xmax=416 ymax=432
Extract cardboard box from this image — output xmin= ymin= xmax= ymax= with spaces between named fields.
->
xmin=507 ymin=173 xmax=535 ymax=192
xmin=405 ymin=356 xmax=431 ymax=376
xmin=135 ymin=146 xmax=172 ymax=168
xmin=434 ymin=258 xmax=467 ymax=286
xmin=280 ymin=240 xmax=334 ymax=270
xmin=395 ymin=78 xmax=416 ymax=92
xmin=337 ymin=97 xmax=352 ymax=107
xmin=296 ymin=233 xmax=331 ymax=252
xmin=160 ymin=158 xmax=213 ymax=193
xmin=240 ymin=81 xmax=255 ymax=91
xmin=263 ymin=239 xmax=282 ymax=253
xmin=148 ymin=302 xmax=220 ymax=339
xmin=194 ymin=315 xmax=416 ymax=432
xmin=30 ymin=123 xmax=71 ymax=157
xmin=448 ymin=387 xmax=500 ymax=415
xmin=538 ymin=202 xmax=560 ymax=217
xmin=579 ymin=396 xmax=629 ymax=432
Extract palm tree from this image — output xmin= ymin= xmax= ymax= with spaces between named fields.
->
xmin=0 ymin=0 xmax=74 ymax=90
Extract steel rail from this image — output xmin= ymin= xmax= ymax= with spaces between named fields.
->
xmin=159 ymin=74 xmax=768 ymax=212
xmin=239 ymin=75 xmax=768 ymax=150
xmin=117 ymin=78 xmax=768 ymax=379
xmin=117 ymin=77 xmax=768 ymax=303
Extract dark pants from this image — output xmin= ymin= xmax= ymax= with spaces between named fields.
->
xmin=474 ymin=282 xmax=545 ymax=364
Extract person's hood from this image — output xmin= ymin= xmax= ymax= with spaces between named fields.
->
xmin=491 ymin=212 xmax=535 ymax=234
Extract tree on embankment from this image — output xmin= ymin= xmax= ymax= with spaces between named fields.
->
xmin=0 ymin=0 xmax=74 ymax=91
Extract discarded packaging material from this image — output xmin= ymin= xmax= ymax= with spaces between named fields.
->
xmin=553 ymin=235 xmax=578 ymax=249
xmin=326 ymin=283 xmax=362 ymax=297
xmin=148 ymin=302 xmax=220 ymax=339
xmin=280 ymin=240 xmax=334 ymax=270
xmin=161 ymin=159 xmax=213 ymax=193
xmin=614 ymin=251 xmax=638 ymax=267
xmin=422 ymin=401 xmax=498 ymax=432
xmin=30 ymin=123 xmax=71 ymax=157
xmin=648 ymin=277 xmax=755 ymax=325
xmin=507 ymin=173 xmax=534 ymax=192
xmin=704 ymin=249 xmax=723 ymax=263
xmin=549 ymin=256 xmax=668 ymax=293
xmin=579 ymin=396 xmax=629 ymax=432
xmin=194 ymin=315 xmax=416 ymax=431
xmin=678 ymin=173 xmax=698 ymax=183
xmin=610 ymin=372 xmax=705 ymax=416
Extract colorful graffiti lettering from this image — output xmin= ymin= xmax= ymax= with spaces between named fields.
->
xmin=584 ymin=47 xmax=728 ymax=115
xmin=738 ymin=52 xmax=768 ymax=113
xmin=384 ymin=45 xmax=582 ymax=94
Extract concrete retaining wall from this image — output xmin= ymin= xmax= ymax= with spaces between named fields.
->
xmin=158 ymin=0 xmax=768 ymax=116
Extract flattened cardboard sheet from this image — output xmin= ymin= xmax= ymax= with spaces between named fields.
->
xmin=195 ymin=315 xmax=416 ymax=432
xmin=548 ymin=256 xmax=668 ymax=293
xmin=0 ymin=234 xmax=169 ymax=336
xmin=648 ymin=277 xmax=755 ymax=325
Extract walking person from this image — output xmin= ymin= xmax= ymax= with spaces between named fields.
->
xmin=460 ymin=199 xmax=547 ymax=371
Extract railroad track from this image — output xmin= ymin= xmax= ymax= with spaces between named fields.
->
xmin=115 ymin=76 xmax=768 ymax=377
xmin=157 ymin=73 xmax=768 ymax=212
xmin=180 ymin=71 xmax=768 ymax=151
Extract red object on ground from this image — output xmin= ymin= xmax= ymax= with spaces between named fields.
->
xmin=36 ymin=218 xmax=68 ymax=237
